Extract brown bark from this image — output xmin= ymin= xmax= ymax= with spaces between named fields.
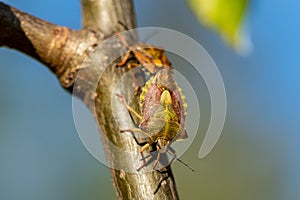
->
xmin=0 ymin=1 xmax=179 ymax=199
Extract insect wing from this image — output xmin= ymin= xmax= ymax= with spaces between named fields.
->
xmin=141 ymin=83 xmax=161 ymax=122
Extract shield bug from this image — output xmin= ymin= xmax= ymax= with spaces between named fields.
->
xmin=117 ymin=69 xmax=192 ymax=171
xmin=116 ymin=32 xmax=171 ymax=74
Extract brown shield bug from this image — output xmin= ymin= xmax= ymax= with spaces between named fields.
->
xmin=115 ymin=32 xmax=171 ymax=74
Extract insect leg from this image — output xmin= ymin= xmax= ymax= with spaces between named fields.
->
xmin=153 ymin=150 xmax=161 ymax=171
xmin=167 ymin=146 xmax=194 ymax=172
xmin=116 ymin=93 xmax=143 ymax=121
xmin=153 ymin=165 xmax=174 ymax=194
xmin=120 ymin=128 xmax=154 ymax=142
xmin=117 ymin=51 xmax=132 ymax=67
xmin=136 ymin=142 xmax=153 ymax=171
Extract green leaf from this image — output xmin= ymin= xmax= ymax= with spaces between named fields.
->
xmin=187 ymin=0 xmax=250 ymax=52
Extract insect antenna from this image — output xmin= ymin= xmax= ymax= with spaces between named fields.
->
xmin=117 ymin=21 xmax=137 ymax=45
xmin=141 ymin=30 xmax=160 ymax=43
xmin=166 ymin=148 xmax=194 ymax=172
xmin=175 ymin=157 xmax=195 ymax=172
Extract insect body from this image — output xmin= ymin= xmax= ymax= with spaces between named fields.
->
xmin=116 ymin=33 xmax=171 ymax=74
xmin=118 ymin=69 xmax=188 ymax=171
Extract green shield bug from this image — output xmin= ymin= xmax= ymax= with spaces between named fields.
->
xmin=117 ymin=69 xmax=193 ymax=171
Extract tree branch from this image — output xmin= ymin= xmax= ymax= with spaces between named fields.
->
xmin=0 ymin=2 xmax=102 ymax=90
xmin=0 ymin=1 xmax=180 ymax=199
xmin=81 ymin=0 xmax=136 ymax=34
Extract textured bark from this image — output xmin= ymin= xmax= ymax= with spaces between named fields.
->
xmin=0 ymin=1 xmax=179 ymax=199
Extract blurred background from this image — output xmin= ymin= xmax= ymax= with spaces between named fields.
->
xmin=0 ymin=0 xmax=299 ymax=199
